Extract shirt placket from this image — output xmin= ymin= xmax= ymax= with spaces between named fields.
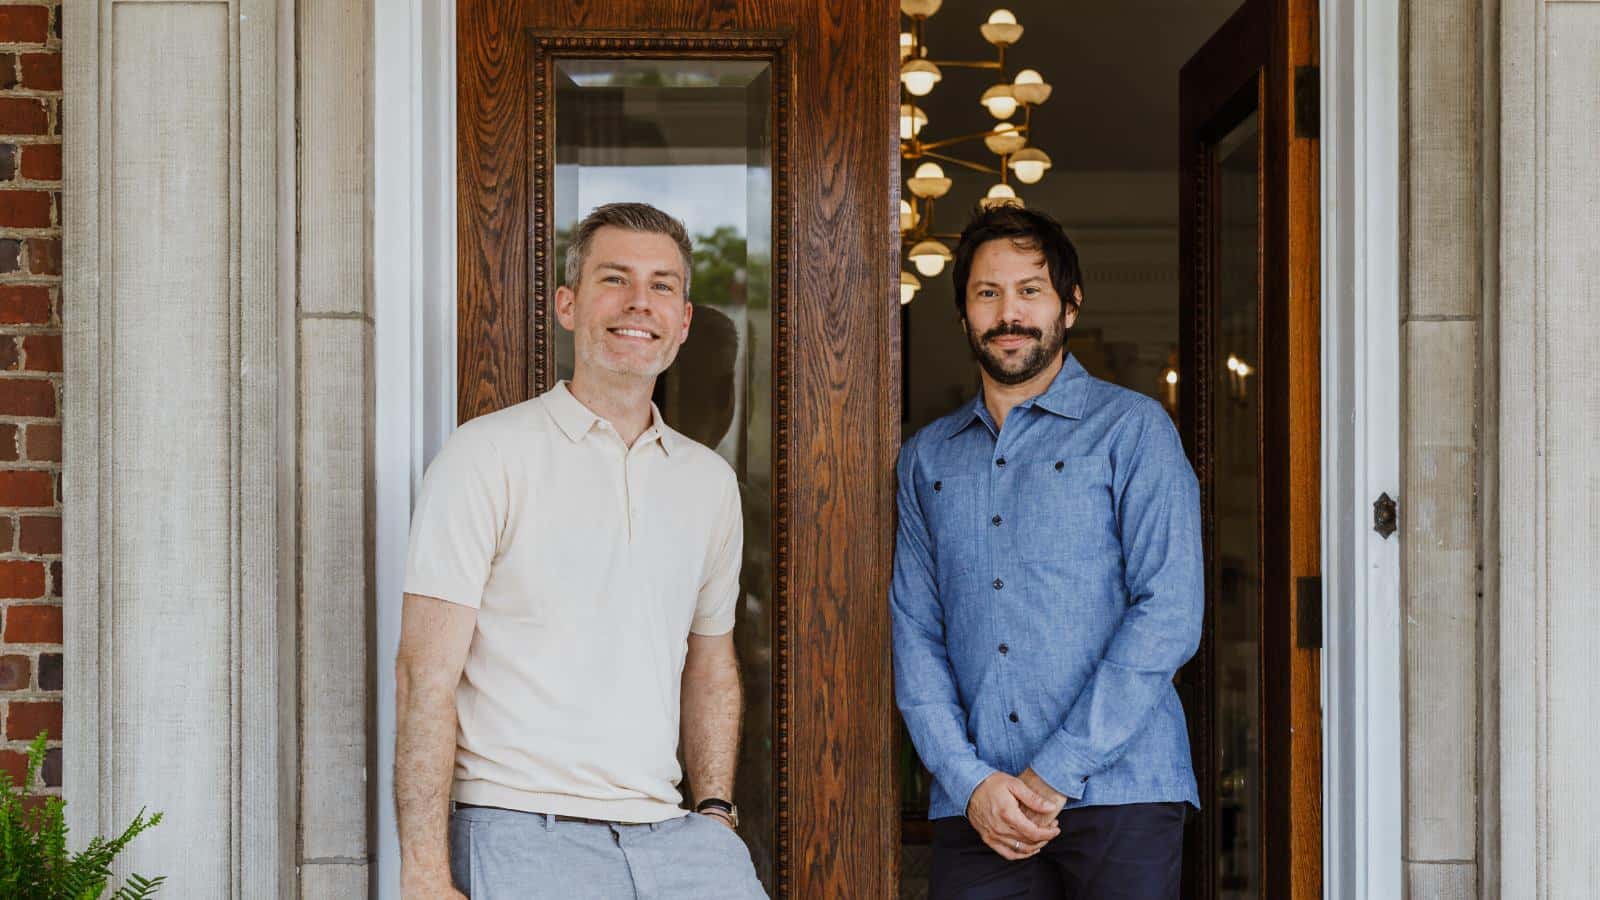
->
xmin=594 ymin=421 xmax=639 ymax=542
xmin=987 ymin=429 xmax=1024 ymax=771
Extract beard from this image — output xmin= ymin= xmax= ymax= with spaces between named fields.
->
xmin=966 ymin=310 xmax=1069 ymax=386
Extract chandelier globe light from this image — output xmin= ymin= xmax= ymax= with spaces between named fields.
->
xmin=900 ymin=199 xmax=920 ymax=232
xmin=907 ymin=161 xmax=953 ymax=199
xmin=901 ymin=270 xmax=922 ymax=305
xmin=899 ymin=103 xmax=929 ymax=140
xmin=898 ymin=2 xmax=1054 ymax=303
xmin=980 ymin=9 xmax=1023 ymax=46
xmin=980 ymin=182 xmax=1020 ymax=210
xmin=980 ymin=85 xmax=1019 ymax=120
xmin=983 ymin=122 xmax=1027 ymax=156
xmin=1011 ymin=68 xmax=1053 ymax=105
xmin=909 ymin=239 xmax=956 ymax=277
xmin=1008 ymin=147 xmax=1052 ymax=184
xmin=901 ymin=59 xmax=943 ymax=96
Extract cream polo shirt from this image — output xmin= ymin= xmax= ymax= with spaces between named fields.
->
xmin=404 ymin=381 xmax=743 ymax=823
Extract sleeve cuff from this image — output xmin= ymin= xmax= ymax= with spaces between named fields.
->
xmin=940 ymin=757 xmax=999 ymax=817
xmin=402 ymin=576 xmax=485 ymax=610
xmin=690 ymin=613 xmax=736 ymax=636
xmin=1029 ymin=742 xmax=1097 ymax=802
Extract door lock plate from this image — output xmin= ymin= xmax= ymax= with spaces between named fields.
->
xmin=1373 ymin=492 xmax=1397 ymax=539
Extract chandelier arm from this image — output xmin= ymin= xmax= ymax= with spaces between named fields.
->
xmin=916 ymin=128 xmax=1024 ymax=152
xmin=918 ymin=150 xmax=1000 ymax=175
xmin=921 ymin=59 xmax=1002 ymax=70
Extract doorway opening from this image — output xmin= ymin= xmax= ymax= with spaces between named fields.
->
xmin=894 ymin=2 xmax=1320 ymax=897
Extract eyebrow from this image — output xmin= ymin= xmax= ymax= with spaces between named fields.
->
xmin=970 ymin=275 xmax=1048 ymax=288
xmin=594 ymin=262 xmax=683 ymax=283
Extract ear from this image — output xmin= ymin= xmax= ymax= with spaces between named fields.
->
xmin=1062 ymin=285 xmax=1083 ymax=328
xmin=555 ymin=284 xmax=578 ymax=331
xmin=678 ymin=300 xmax=694 ymax=346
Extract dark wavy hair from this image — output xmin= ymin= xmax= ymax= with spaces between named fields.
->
xmin=950 ymin=205 xmax=1083 ymax=317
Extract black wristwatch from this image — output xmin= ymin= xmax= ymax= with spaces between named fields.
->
xmin=695 ymin=797 xmax=740 ymax=828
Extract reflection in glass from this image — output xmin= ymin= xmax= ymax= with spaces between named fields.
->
xmin=553 ymin=58 xmax=776 ymax=890
xmin=1212 ymin=110 xmax=1262 ymax=899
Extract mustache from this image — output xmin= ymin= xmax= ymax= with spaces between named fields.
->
xmin=980 ymin=323 xmax=1044 ymax=343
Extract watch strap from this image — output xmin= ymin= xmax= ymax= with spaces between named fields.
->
xmin=695 ymin=798 xmax=734 ymax=816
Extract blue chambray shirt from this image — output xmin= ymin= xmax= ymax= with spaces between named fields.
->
xmin=891 ymin=354 xmax=1203 ymax=819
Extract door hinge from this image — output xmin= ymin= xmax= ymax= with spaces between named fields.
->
xmin=1373 ymin=492 xmax=1398 ymax=539
xmin=1296 ymin=576 xmax=1322 ymax=650
xmin=1294 ymin=66 xmax=1320 ymax=139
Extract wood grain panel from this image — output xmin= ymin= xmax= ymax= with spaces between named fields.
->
xmin=458 ymin=2 xmax=898 ymax=896
xmin=458 ymin=0 xmax=529 ymax=416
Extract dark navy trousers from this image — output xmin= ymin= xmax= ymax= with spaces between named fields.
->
xmin=929 ymin=802 xmax=1186 ymax=900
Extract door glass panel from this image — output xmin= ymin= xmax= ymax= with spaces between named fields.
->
xmin=553 ymin=58 xmax=776 ymax=889
xmin=1211 ymin=110 xmax=1261 ymax=899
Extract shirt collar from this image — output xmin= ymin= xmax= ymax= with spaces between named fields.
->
xmin=545 ymin=381 xmax=680 ymax=455
xmin=943 ymin=353 xmax=1091 ymax=440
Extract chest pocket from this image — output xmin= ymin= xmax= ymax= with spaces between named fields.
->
xmin=914 ymin=473 xmax=981 ymax=579
xmin=1016 ymin=455 xmax=1117 ymax=563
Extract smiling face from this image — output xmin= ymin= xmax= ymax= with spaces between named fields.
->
xmin=962 ymin=237 xmax=1081 ymax=386
xmin=555 ymin=226 xmax=693 ymax=384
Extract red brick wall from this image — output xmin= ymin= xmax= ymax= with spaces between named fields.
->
xmin=0 ymin=1 xmax=60 ymax=799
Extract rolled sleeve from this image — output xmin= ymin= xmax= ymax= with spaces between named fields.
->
xmin=1028 ymin=404 xmax=1204 ymax=794
xmin=891 ymin=441 xmax=996 ymax=814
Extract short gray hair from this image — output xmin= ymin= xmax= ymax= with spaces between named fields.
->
xmin=564 ymin=202 xmax=695 ymax=297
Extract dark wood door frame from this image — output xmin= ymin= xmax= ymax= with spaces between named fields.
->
xmin=1179 ymin=0 xmax=1322 ymax=896
xmin=456 ymin=3 xmax=901 ymax=897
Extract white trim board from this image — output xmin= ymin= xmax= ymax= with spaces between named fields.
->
xmin=372 ymin=0 xmax=458 ymax=896
xmin=366 ymin=1 xmax=1406 ymax=896
xmin=1320 ymin=0 xmax=1406 ymax=896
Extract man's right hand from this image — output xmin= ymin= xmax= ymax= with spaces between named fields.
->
xmin=400 ymin=870 xmax=466 ymax=900
xmin=964 ymin=772 xmax=1062 ymax=860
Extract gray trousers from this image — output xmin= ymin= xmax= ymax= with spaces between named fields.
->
xmin=449 ymin=805 xmax=767 ymax=899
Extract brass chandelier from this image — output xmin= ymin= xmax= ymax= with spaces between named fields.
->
xmin=899 ymin=1 xmax=1054 ymax=304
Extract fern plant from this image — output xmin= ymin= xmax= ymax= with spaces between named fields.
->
xmin=0 ymin=731 xmax=165 ymax=899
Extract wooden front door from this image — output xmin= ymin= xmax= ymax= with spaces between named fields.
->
xmin=1177 ymin=0 xmax=1322 ymax=897
xmin=456 ymin=2 xmax=900 ymax=897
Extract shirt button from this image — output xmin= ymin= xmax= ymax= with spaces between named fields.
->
xmin=991 ymin=515 xmax=1002 ymax=526
xmin=933 ymin=480 xmax=943 ymax=492
xmin=1009 ymin=711 xmax=1019 ymax=723
xmin=1054 ymin=460 xmax=1064 ymax=471
xmin=992 ymin=578 xmax=1004 ymax=591
xmin=998 ymin=643 xmax=1009 ymax=654
xmin=996 ymin=457 xmax=1007 ymax=467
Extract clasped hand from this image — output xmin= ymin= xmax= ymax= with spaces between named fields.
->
xmin=964 ymin=769 xmax=1068 ymax=861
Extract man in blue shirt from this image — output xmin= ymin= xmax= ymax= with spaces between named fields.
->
xmin=892 ymin=206 xmax=1202 ymax=898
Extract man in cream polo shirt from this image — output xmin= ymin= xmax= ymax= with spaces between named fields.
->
xmin=394 ymin=203 xmax=766 ymax=898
